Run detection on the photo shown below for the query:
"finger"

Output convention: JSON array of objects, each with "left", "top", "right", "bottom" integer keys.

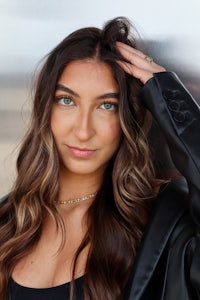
[
  {"left": 116, "top": 43, "right": 154, "bottom": 70},
  {"left": 116, "top": 41, "right": 146, "bottom": 59},
  {"left": 116, "top": 41, "right": 165, "bottom": 72},
  {"left": 117, "top": 61, "right": 153, "bottom": 84},
  {"left": 118, "top": 47, "right": 156, "bottom": 73},
  {"left": 117, "top": 46, "right": 166, "bottom": 77}
]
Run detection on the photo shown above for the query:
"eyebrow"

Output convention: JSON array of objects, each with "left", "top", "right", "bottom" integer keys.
[
  {"left": 56, "top": 84, "right": 119, "bottom": 100},
  {"left": 56, "top": 84, "right": 79, "bottom": 97}
]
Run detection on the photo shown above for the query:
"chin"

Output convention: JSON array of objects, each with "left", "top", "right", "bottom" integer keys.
[{"left": 61, "top": 161, "right": 108, "bottom": 177}]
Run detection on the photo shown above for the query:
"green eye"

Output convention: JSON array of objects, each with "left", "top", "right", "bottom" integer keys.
[
  {"left": 104, "top": 103, "right": 113, "bottom": 110},
  {"left": 59, "top": 97, "right": 74, "bottom": 106},
  {"left": 101, "top": 102, "right": 117, "bottom": 111}
]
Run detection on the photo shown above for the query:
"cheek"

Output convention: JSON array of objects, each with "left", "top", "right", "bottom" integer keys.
[
  {"left": 104, "top": 121, "right": 122, "bottom": 145},
  {"left": 50, "top": 110, "right": 63, "bottom": 139},
  {"left": 50, "top": 108, "right": 69, "bottom": 136}
]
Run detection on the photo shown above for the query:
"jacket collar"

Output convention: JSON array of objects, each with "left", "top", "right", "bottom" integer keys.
[{"left": 127, "top": 178, "right": 189, "bottom": 300}]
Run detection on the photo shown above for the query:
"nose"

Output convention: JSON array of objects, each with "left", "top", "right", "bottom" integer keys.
[{"left": 74, "top": 110, "right": 95, "bottom": 141}]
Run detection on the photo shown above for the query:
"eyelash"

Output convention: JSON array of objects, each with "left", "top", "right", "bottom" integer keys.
[
  {"left": 100, "top": 101, "right": 118, "bottom": 111},
  {"left": 56, "top": 96, "right": 74, "bottom": 106},
  {"left": 55, "top": 96, "right": 118, "bottom": 112}
]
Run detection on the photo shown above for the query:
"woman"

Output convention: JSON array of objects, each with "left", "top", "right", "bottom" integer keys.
[{"left": 0, "top": 17, "right": 199, "bottom": 299}]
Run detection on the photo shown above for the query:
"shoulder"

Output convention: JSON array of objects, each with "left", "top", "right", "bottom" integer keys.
[
  {"left": 141, "top": 177, "right": 195, "bottom": 256},
  {"left": 149, "top": 177, "right": 195, "bottom": 246},
  {"left": 154, "top": 177, "right": 189, "bottom": 216},
  {"left": 127, "top": 178, "right": 196, "bottom": 299},
  {"left": 152, "top": 177, "right": 191, "bottom": 229},
  {"left": 139, "top": 177, "right": 193, "bottom": 258}
]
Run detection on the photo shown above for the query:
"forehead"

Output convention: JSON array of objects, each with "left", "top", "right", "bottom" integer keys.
[{"left": 58, "top": 59, "right": 119, "bottom": 92}]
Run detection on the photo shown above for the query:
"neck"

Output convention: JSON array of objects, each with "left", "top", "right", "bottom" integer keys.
[{"left": 58, "top": 169, "right": 104, "bottom": 204}]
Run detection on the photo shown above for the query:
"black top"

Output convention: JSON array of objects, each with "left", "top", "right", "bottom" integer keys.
[{"left": 9, "top": 276, "right": 84, "bottom": 300}]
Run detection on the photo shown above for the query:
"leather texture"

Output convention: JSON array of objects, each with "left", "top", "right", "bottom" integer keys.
[
  {"left": 0, "top": 72, "right": 199, "bottom": 299},
  {"left": 127, "top": 72, "right": 200, "bottom": 299}
]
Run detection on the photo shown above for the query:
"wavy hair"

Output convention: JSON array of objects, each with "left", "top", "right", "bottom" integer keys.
[{"left": 0, "top": 17, "right": 162, "bottom": 299}]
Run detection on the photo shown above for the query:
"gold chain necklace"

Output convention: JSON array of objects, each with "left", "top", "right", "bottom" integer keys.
[{"left": 55, "top": 191, "right": 98, "bottom": 205}]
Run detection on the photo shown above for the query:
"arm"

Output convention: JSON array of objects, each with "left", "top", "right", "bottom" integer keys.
[
  {"left": 142, "top": 72, "right": 200, "bottom": 298},
  {"left": 142, "top": 72, "right": 200, "bottom": 189},
  {"left": 142, "top": 70, "right": 200, "bottom": 224},
  {"left": 116, "top": 42, "right": 200, "bottom": 295},
  {"left": 116, "top": 42, "right": 200, "bottom": 223}
]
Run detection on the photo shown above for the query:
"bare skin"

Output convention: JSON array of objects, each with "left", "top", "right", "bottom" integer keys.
[
  {"left": 12, "top": 210, "right": 90, "bottom": 287},
  {"left": 116, "top": 41, "right": 166, "bottom": 83},
  {"left": 12, "top": 60, "right": 121, "bottom": 288},
  {"left": 12, "top": 45, "right": 166, "bottom": 289}
]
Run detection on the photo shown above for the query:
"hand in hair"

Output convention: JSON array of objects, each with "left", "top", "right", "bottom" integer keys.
[{"left": 116, "top": 41, "right": 166, "bottom": 84}]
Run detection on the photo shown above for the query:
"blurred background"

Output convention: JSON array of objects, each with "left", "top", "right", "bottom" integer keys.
[{"left": 0, "top": 0, "right": 200, "bottom": 196}]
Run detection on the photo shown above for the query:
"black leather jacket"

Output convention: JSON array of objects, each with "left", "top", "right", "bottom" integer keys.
[
  {"left": 127, "top": 72, "right": 200, "bottom": 299},
  {"left": 1, "top": 72, "right": 199, "bottom": 300}
]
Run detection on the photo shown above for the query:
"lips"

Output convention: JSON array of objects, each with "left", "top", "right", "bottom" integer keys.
[{"left": 67, "top": 146, "right": 96, "bottom": 158}]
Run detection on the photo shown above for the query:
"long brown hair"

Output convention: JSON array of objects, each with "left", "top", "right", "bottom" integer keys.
[{"left": 0, "top": 17, "right": 161, "bottom": 299}]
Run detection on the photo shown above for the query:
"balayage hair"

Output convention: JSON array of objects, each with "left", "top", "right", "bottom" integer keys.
[{"left": 0, "top": 17, "right": 161, "bottom": 299}]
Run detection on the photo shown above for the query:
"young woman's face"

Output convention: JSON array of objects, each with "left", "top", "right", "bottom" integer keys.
[{"left": 51, "top": 59, "right": 122, "bottom": 178}]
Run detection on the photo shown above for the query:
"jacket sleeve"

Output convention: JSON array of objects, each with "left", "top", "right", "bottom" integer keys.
[{"left": 141, "top": 71, "right": 200, "bottom": 295}]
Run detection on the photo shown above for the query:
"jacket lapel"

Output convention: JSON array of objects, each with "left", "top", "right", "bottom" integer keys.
[{"left": 127, "top": 178, "right": 189, "bottom": 300}]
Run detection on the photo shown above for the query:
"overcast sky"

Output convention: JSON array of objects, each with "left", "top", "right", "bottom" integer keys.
[{"left": 0, "top": 0, "right": 200, "bottom": 74}]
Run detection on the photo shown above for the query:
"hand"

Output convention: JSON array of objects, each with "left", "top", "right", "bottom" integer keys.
[{"left": 116, "top": 41, "right": 166, "bottom": 84}]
